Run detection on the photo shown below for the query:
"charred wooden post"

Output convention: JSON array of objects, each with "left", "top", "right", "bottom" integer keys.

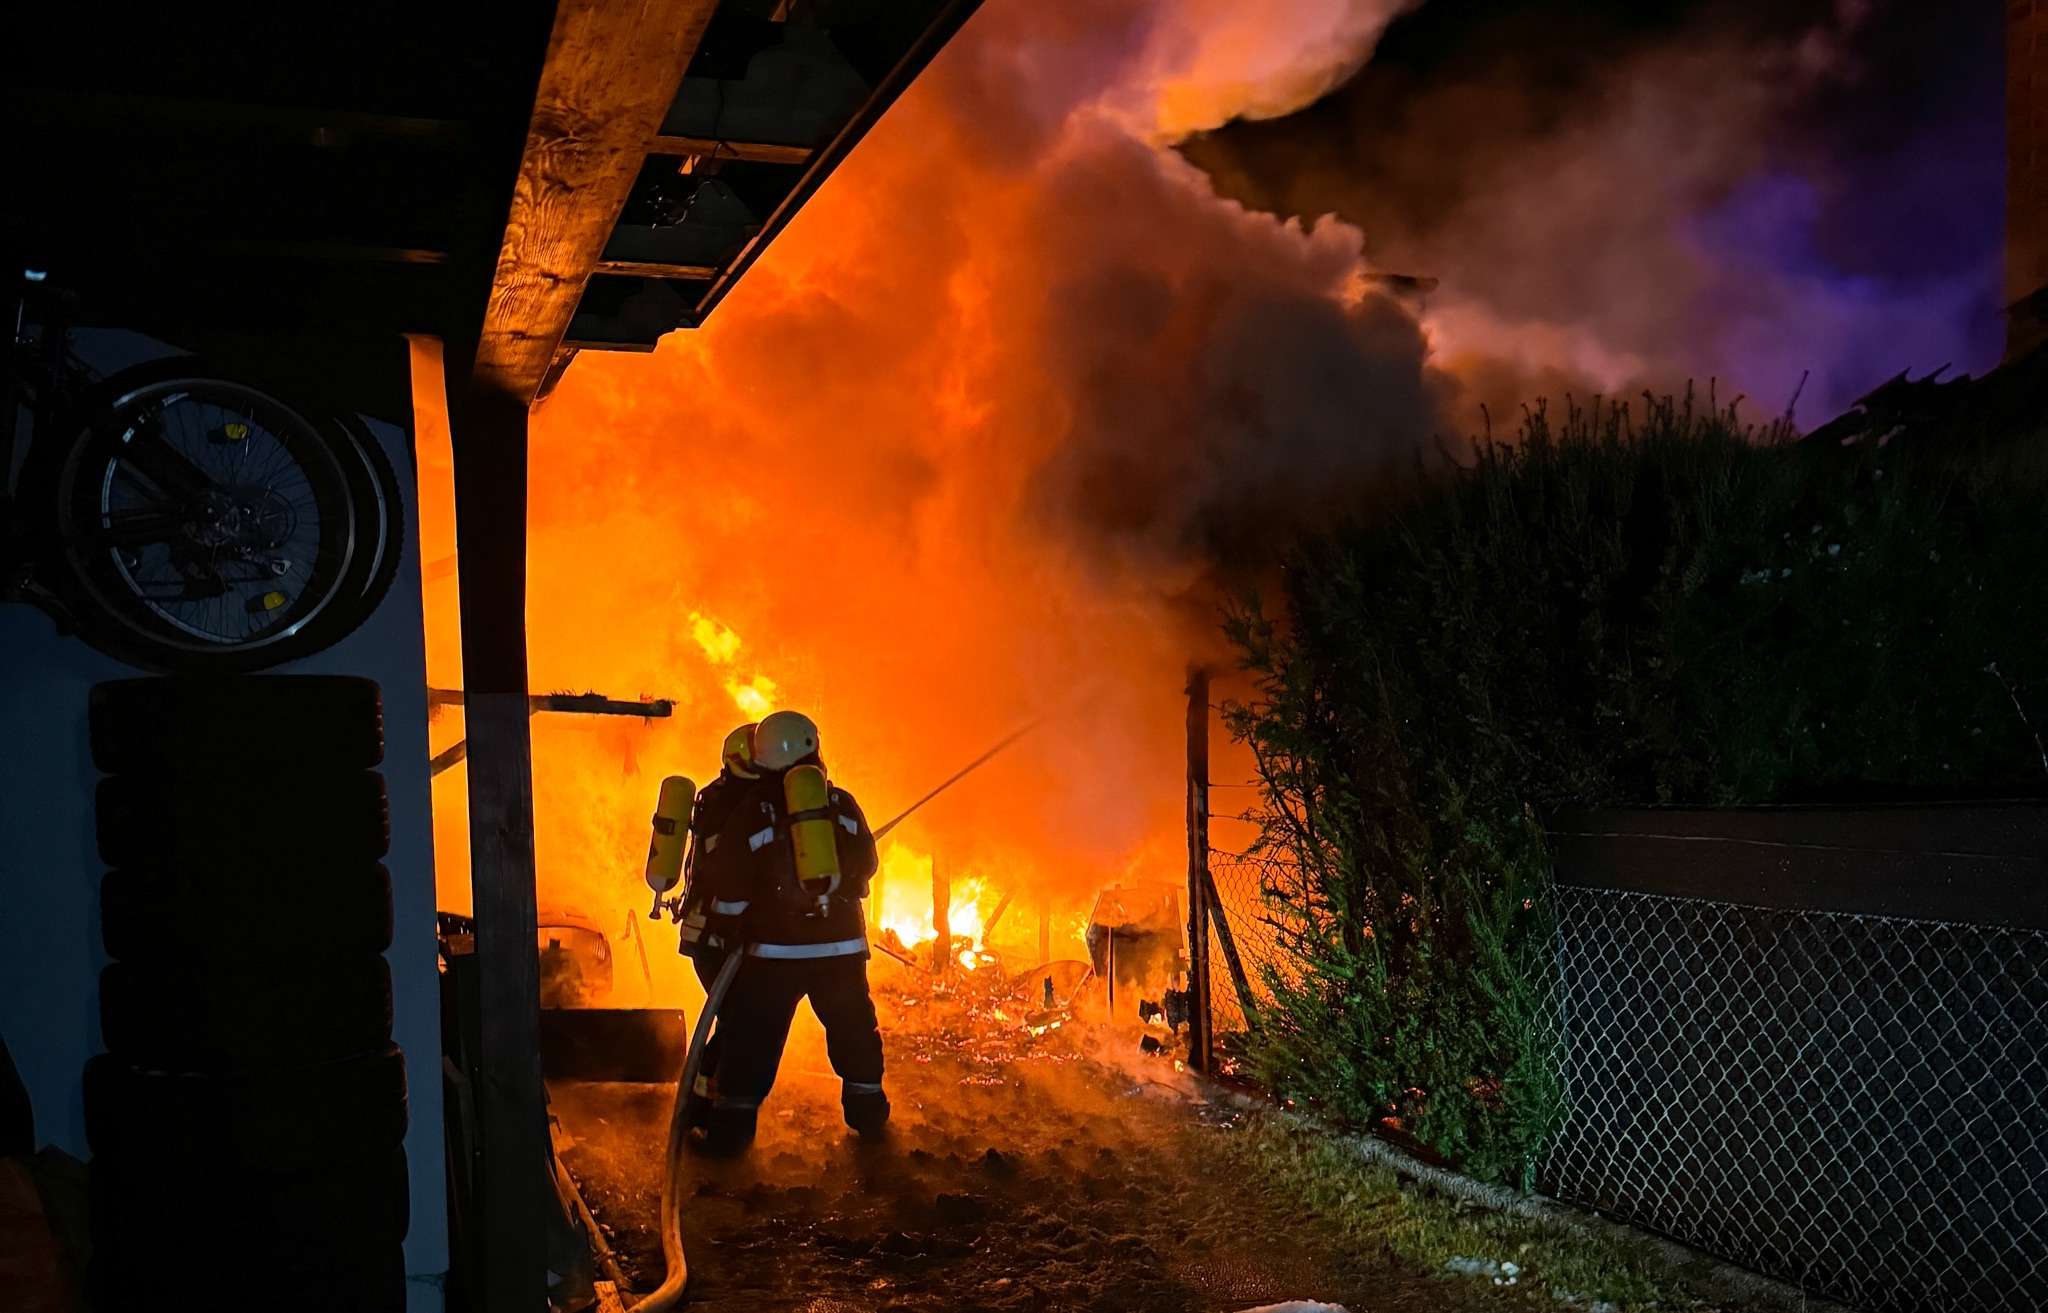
[
  {"left": 931, "top": 849, "right": 950, "bottom": 974},
  {"left": 1185, "top": 667, "right": 1214, "bottom": 1073}
]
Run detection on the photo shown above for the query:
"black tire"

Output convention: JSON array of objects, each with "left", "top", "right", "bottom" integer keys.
[
  {"left": 96, "top": 769, "right": 389, "bottom": 871},
  {"left": 92, "top": 1144, "right": 410, "bottom": 1246},
  {"left": 101, "top": 864, "right": 394, "bottom": 962},
  {"left": 84, "top": 1047, "right": 407, "bottom": 1172},
  {"left": 329, "top": 411, "right": 406, "bottom": 645},
  {"left": 101, "top": 955, "right": 392, "bottom": 1071},
  {"left": 95, "top": 1237, "right": 404, "bottom": 1312},
  {"left": 22, "top": 357, "right": 407, "bottom": 674},
  {"left": 90, "top": 675, "right": 384, "bottom": 772}
]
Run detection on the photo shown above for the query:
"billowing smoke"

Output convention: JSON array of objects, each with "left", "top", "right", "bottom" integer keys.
[
  {"left": 1182, "top": 0, "right": 2007, "bottom": 422},
  {"left": 420, "top": 0, "right": 1999, "bottom": 1006}
]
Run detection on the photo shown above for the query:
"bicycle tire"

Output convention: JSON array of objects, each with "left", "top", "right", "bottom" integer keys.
[
  {"left": 328, "top": 411, "right": 406, "bottom": 644},
  {"left": 24, "top": 358, "right": 402, "bottom": 672}
]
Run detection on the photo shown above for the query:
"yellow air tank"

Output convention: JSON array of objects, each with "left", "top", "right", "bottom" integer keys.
[
  {"left": 783, "top": 764, "right": 841, "bottom": 901},
  {"left": 645, "top": 775, "right": 696, "bottom": 893}
]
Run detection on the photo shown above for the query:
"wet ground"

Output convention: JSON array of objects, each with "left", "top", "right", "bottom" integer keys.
[{"left": 551, "top": 972, "right": 1518, "bottom": 1313}]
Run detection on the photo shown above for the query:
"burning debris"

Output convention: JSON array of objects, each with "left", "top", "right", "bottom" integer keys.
[{"left": 871, "top": 943, "right": 1085, "bottom": 1074}]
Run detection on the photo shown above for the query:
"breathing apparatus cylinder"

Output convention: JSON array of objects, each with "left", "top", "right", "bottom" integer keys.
[
  {"left": 783, "top": 764, "right": 841, "bottom": 915},
  {"left": 645, "top": 775, "right": 697, "bottom": 894}
]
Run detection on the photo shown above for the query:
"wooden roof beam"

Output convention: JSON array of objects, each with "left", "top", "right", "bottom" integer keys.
[
  {"left": 469, "top": 0, "right": 720, "bottom": 403},
  {"left": 647, "top": 133, "right": 813, "bottom": 166}
]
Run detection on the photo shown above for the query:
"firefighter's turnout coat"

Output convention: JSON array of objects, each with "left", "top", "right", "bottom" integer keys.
[
  {"left": 679, "top": 763, "right": 887, "bottom": 1136},
  {"left": 684, "top": 768, "right": 879, "bottom": 961}
]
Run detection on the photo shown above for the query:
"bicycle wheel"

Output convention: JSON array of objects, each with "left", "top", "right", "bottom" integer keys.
[{"left": 36, "top": 359, "right": 391, "bottom": 671}]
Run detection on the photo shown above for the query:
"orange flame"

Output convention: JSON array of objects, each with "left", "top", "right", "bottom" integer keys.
[{"left": 412, "top": 1, "right": 1370, "bottom": 1003}]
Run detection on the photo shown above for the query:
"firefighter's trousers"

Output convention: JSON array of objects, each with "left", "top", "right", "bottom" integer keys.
[{"left": 705, "top": 953, "right": 887, "bottom": 1144}]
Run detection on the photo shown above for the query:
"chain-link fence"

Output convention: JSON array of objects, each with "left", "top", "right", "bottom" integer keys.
[
  {"left": 1195, "top": 807, "right": 2048, "bottom": 1313},
  {"left": 1203, "top": 852, "right": 1295, "bottom": 1036},
  {"left": 1542, "top": 884, "right": 2048, "bottom": 1313}
]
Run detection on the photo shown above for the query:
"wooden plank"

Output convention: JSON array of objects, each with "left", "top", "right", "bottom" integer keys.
[
  {"left": 431, "top": 740, "right": 469, "bottom": 778},
  {"left": 471, "top": 0, "right": 720, "bottom": 401},
  {"left": 428, "top": 688, "right": 676, "bottom": 717},
  {"left": 648, "top": 132, "right": 814, "bottom": 165},
  {"left": 447, "top": 381, "right": 548, "bottom": 1313},
  {"left": 593, "top": 257, "right": 721, "bottom": 280}
]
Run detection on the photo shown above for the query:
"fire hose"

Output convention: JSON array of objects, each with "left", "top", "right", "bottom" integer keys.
[
  {"left": 629, "top": 946, "right": 743, "bottom": 1313},
  {"left": 630, "top": 714, "right": 1044, "bottom": 1307}
]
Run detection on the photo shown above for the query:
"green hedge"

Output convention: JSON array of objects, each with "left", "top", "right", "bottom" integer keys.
[{"left": 1223, "top": 389, "right": 2048, "bottom": 1187}]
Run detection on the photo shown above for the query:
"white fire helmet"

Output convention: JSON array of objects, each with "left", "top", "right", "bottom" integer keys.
[{"left": 752, "top": 710, "right": 821, "bottom": 772}]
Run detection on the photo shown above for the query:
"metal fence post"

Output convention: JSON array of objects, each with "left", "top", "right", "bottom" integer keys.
[{"left": 1185, "top": 667, "right": 1213, "bottom": 1073}]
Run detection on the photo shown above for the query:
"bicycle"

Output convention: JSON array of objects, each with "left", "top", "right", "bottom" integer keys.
[{"left": 3, "top": 269, "right": 403, "bottom": 672}]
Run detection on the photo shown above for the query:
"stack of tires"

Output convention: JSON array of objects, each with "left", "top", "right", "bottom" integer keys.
[{"left": 83, "top": 677, "right": 408, "bottom": 1312}]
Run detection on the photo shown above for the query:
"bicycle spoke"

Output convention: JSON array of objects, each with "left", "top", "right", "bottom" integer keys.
[
  {"left": 117, "top": 417, "right": 219, "bottom": 502},
  {"left": 91, "top": 508, "right": 186, "bottom": 548}
]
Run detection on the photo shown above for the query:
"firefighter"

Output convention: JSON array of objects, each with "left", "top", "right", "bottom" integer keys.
[
  {"left": 690, "top": 709, "right": 886, "bottom": 1153},
  {"left": 676, "top": 723, "right": 759, "bottom": 1129}
]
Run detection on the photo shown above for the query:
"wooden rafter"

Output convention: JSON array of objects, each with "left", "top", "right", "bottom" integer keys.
[
  {"left": 648, "top": 133, "right": 814, "bottom": 165},
  {"left": 469, "top": 0, "right": 721, "bottom": 402},
  {"left": 592, "top": 257, "right": 721, "bottom": 280}
]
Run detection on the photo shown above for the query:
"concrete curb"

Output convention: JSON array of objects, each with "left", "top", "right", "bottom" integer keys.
[{"left": 1190, "top": 1079, "right": 1855, "bottom": 1313}]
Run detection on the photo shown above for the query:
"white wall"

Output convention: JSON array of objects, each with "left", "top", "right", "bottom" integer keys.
[{"left": 0, "top": 332, "right": 448, "bottom": 1310}]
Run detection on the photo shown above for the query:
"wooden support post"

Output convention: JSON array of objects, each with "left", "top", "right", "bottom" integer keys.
[
  {"left": 448, "top": 381, "right": 547, "bottom": 1313},
  {"left": 1106, "top": 926, "right": 1117, "bottom": 1018},
  {"left": 931, "top": 850, "right": 950, "bottom": 974},
  {"left": 1185, "top": 667, "right": 1213, "bottom": 1074}
]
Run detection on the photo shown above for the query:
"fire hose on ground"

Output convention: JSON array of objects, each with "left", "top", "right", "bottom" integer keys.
[
  {"left": 629, "top": 714, "right": 1044, "bottom": 1309},
  {"left": 628, "top": 947, "right": 742, "bottom": 1313}
]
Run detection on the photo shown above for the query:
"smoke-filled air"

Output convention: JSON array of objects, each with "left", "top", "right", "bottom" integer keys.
[{"left": 417, "top": 0, "right": 2000, "bottom": 1009}]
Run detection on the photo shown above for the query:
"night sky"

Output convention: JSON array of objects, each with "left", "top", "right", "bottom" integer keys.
[{"left": 1181, "top": 0, "right": 2008, "bottom": 421}]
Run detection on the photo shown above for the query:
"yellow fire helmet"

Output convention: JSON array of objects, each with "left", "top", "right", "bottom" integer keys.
[
  {"left": 752, "top": 710, "right": 820, "bottom": 772},
  {"left": 721, "top": 722, "right": 760, "bottom": 779}
]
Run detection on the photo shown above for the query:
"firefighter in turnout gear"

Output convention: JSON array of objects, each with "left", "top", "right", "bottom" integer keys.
[
  {"left": 675, "top": 723, "right": 759, "bottom": 1129},
  {"left": 689, "top": 710, "right": 886, "bottom": 1152}
]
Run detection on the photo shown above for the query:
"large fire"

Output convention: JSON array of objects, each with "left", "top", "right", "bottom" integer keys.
[{"left": 412, "top": 0, "right": 1443, "bottom": 1010}]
